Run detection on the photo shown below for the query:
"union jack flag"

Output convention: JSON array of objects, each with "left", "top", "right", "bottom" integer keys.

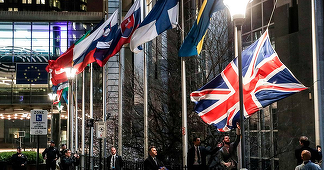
[{"left": 190, "top": 30, "right": 307, "bottom": 132}]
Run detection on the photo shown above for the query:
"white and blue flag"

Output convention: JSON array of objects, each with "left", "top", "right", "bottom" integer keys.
[{"left": 130, "top": 0, "right": 179, "bottom": 52}]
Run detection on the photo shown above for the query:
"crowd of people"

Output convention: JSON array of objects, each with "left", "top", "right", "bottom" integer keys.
[{"left": 9, "top": 132, "right": 323, "bottom": 170}]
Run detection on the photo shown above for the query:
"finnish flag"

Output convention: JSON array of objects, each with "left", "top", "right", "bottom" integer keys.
[{"left": 130, "top": 0, "right": 179, "bottom": 52}]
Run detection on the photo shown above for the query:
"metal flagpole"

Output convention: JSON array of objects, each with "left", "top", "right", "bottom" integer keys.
[
  {"left": 81, "top": 71, "right": 85, "bottom": 170},
  {"left": 75, "top": 75, "right": 78, "bottom": 153},
  {"left": 311, "top": 1, "right": 324, "bottom": 167},
  {"left": 118, "top": 0, "right": 123, "bottom": 156},
  {"left": 180, "top": 0, "right": 188, "bottom": 168},
  {"left": 90, "top": 63, "right": 94, "bottom": 169},
  {"left": 142, "top": 0, "right": 149, "bottom": 159}
]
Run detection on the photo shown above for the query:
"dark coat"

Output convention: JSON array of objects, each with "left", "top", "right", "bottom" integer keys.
[
  {"left": 60, "top": 156, "right": 80, "bottom": 170},
  {"left": 187, "top": 146, "right": 210, "bottom": 170},
  {"left": 42, "top": 146, "right": 59, "bottom": 162},
  {"left": 107, "top": 154, "right": 123, "bottom": 170},
  {"left": 295, "top": 146, "right": 322, "bottom": 165},
  {"left": 11, "top": 152, "right": 27, "bottom": 170},
  {"left": 217, "top": 135, "right": 240, "bottom": 170},
  {"left": 144, "top": 156, "right": 164, "bottom": 170}
]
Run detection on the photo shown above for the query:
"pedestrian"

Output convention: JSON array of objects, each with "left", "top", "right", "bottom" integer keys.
[
  {"left": 295, "top": 136, "right": 322, "bottom": 165},
  {"left": 11, "top": 146, "right": 27, "bottom": 170},
  {"left": 107, "top": 146, "right": 123, "bottom": 170},
  {"left": 295, "top": 150, "right": 321, "bottom": 170},
  {"left": 217, "top": 123, "right": 241, "bottom": 170},
  {"left": 60, "top": 149, "right": 80, "bottom": 170},
  {"left": 187, "top": 137, "right": 216, "bottom": 170},
  {"left": 144, "top": 146, "right": 167, "bottom": 170},
  {"left": 42, "top": 140, "right": 60, "bottom": 170}
]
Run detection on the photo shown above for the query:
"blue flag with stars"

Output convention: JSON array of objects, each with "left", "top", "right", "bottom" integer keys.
[{"left": 16, "top": 64, "right": 48, "bottom": 84}]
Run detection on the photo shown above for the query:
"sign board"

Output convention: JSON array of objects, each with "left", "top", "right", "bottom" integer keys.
[
  {"left": 30, "top": 110, "right": 48, "bottom": 135},
  {"left": 95, "top": 121, "right": 106, "bottom": 138}
]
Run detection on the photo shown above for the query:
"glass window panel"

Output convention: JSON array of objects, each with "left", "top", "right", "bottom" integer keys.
[
  {"left": 243, "top": 8, "right": 251, "bottom": 33},
  {"left": 249, "top": 132, "right": 259, "bottom": 157},
  {"left": 32, "top": 22, "right": 49, "bottom": 30},
  {"left": 252, "top": 0, "right": 261, "bottom": 5},
  {"left": 261, "top": 108, "right": 270, "bottom": 130},
  {"left": 14, "top": 30, "right": 31, "bottom": 38},
  {"left": 274, "top": 132, "right": 278, "bottom": 158},
  {"left": 32, "top": 30, "right": 49, "bottom": 39},
  {"left": 252, "top": 4, "right": 262, "bottom": 30},
  {"left": 261, "top": 132, "right": 271, "bottom": 157},
  {"left": 14, "top": 38, "right": 31, "bottom": 48},
  {"left": 22, "top": 0, "right": 26, "bottom": 3},
  {"left": 262, "top": 159, "right": 271, "bottom": 169},
  {"left": 249, "top": 112, "right": 258, "bottom": 130},
  {"left": 263, "top": 0, "right": 274, "bottom": 25},
  {"left": 0, "top": 0, "right": 4, "bottom": 3},
  {"left": 250, "top": 158, "right": 259, "bottom": 170},
  {"left": 0, "top": 22, "right": 13, "bottom": 29},
  {"left": 0, "top": 38, "right": 13, "bottom": 46}
]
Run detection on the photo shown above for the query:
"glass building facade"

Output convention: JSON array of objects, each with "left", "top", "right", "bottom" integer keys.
[{"left": 0, "top": 21, "right": 91, "bottom": 148}]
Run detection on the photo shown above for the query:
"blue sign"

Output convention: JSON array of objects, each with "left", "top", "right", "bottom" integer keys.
[{"left": 36, "top": 115, "right": 42, "bottom": 121}]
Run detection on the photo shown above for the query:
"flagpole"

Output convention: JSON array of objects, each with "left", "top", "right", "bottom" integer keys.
[
  {"left": 142, "top": 0, "right": 149, "bottom": 159},
  {"left": 118, "top": 0, "right": 123, "bottom": 156},
  {"left": 311, "top": 1, "right": 324, "bottom": 167},
  {"left": 81, "top": 71, "right": 85, "bottom": 170},
  {"left": 75, "top": 74, "right": 78, "bottom": 153},
  {"left": 235, "top": 18, "right": 246, "bottom": 168},
  {"left": 181, "top": 0, "right": 188, "bottom": 168},
  {"left": 90, "top": 63, "right": 94, "bottom": 169}
]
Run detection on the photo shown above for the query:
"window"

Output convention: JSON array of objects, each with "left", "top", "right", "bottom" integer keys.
[
  {"left": 27, "top": 0, "right": 32, "bottom": 4},
  {"left": 22, "top": 0, "right": 26, "bottom": 3},
  {"left": 36, "top": 0, "right": 45, "bottom": 4},
  {"left": 0, "top": 0, "right": 4, "bottom": 3}
]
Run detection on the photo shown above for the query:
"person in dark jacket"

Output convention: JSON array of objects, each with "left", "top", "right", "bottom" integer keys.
[
  {"left": 11, "top": 146, "right": 27, "bottom": 170},
  {"left": 42, "top": 140, "right": 60, "bottom": 170},
  {"left": 144, "top": 146, "right": 167, "bottom": 170},
  {"left": 107, "top": 146, "right": 123, "bottom": 170},
  {"left": 295, "top": 136, "right": 322, "bottom": 165},
  {"left": 60, "top": 149, "right": 80, "bottom": 170},
  {"left": 59, "top": 144, "right": 67, "bottom": 158}
]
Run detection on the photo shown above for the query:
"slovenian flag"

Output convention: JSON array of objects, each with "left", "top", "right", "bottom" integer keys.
[{"left": 94, "top": 0, "right": 142, "bottom": 66}]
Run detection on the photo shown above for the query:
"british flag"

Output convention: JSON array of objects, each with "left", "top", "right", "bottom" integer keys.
[{"left": 190, "top": 30, "right": 307, "bottom": 132}]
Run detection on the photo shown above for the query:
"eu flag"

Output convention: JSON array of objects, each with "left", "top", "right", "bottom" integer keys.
[{"left": 16, "top": 64, "right": 48, "bottom": 84}]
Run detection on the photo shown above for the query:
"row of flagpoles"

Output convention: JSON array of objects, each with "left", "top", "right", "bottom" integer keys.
[{"left": 46, "top": 0, "right": 324, "bottom": 169}]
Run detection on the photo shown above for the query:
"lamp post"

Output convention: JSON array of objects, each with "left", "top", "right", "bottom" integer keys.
[
  {"left": 57, "top": 105, "right": 64, "bottom": 145},
  {"left": 48, "top": 93, "right": 59, "bottom": 145},
  {"left": 223, "top": 0, "right": 251, "bottom": 168},
  {"left": 64, "top": 67, "right": 76, "bottom": 151}
]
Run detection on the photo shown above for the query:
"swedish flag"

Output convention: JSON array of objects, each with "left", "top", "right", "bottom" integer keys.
[
  {"left": 16, "top": 64, "right": 48, "bottom": 84},
  {"left": 178, "top": 0, "right": 224, "bottom": 57}
]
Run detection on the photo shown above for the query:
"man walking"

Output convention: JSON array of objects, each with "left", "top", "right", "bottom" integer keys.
[
  {"left": 42, "top": 140, "right": 60, "bottom": 170},
  {"left": 107, "top": 147, "right": 123, "bottom": 170}
]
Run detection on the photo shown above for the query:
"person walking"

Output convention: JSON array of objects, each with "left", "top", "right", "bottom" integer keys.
[
  {"left": 11, "top": 146, "right": 27, "bottom": 170},
  {"left": 295, "top": 150, "right": 321, "bottom": 170},
  {"left": 107, "top": 146, "right": 123, "bottom": 170},
  {"left": 60, "top": 149, "right": 80, "bottom": 170},
  {"left": 42, "top": 140, "right": 60, "bottom": 170},
  {"left": 144, "top": 146, "right": 167, "bottom": 170}
]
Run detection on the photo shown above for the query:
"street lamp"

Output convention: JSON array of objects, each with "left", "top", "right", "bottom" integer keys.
[
  {"left": 48, "top": 93, "right": 59, "bottom": 146},
  {"left": 64, "top": 67, "right": 76, "bottom": 151},
  {"left": 223, "top": 0, "right": 251, "bottom": 168}
]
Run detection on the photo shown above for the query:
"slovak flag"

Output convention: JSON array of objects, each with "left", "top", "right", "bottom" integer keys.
[
  {"left": 190, "top": 30, "right": 307, "bottom": 132},
  {"left": 129, "top": 0, "right": 179, "bottom": 52},
  {"left": 94, "top": 0, "right": 141, "bottom": 66},
  {"left": 73, "top": 10, "right": 119, "bottom": 74}
]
